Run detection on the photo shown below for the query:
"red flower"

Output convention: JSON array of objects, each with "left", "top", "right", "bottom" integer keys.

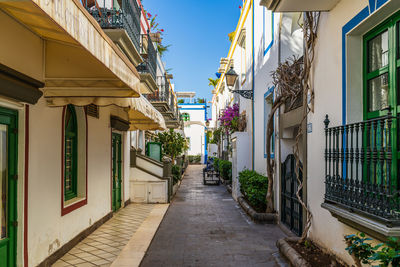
[
  {"left": 161, "top": 29, "right": 164, "bottom": 32},
  {"left": 147, "top": 13, "right": 152, "bottom": 18}
]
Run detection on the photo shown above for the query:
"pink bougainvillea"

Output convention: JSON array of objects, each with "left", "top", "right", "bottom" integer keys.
[{"left": 218, "top": 104, "right": 239, "bottom": 133}]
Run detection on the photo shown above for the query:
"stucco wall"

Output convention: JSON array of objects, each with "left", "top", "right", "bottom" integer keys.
[
  {"left": 179, "top": 105, "right": 206, "bottom": 159},
  {"left": 27, "top": 99, "right": 126, "bottom": 266},
  {"left": 306, "top": 0, "right": 398, "bottom": 264}
]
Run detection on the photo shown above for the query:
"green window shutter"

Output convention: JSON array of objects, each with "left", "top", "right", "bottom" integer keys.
[{"left": 64, "top": 105, "right": 78, "bottom": 201}]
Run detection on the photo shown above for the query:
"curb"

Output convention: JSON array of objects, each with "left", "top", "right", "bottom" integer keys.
[
  {"left": 237, "top": 197, "right": 277, "bottom": 224},
  {"left": 226, "top": 184, "right": 232, "bottom": 193},
  {"left": 276, "top": 237, "right": 311, "bottom": 267}
]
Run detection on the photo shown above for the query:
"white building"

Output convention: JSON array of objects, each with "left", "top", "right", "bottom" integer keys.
[
  {"left": 0, "top": 0, "right": 174, "bottom": 266},
  {"left": 262, "top": 0, "right": 400, "bottom": 264},
  {"left": 213, "top": 0, "right": 400, "bottom": 265},
  {"left": 211, "top": 0, "right": 304, "bottom": 223},
  {"left": 177, "top": 92, "right": 208, "bottom": 163}
]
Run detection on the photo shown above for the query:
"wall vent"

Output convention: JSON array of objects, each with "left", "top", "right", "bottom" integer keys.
[{"left": 85, "top": 104, "right": 99, "bottom": 118}]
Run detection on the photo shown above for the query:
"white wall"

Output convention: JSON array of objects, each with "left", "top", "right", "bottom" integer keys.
[
  {"left": 27, "top": 99, "right": 130, "bottom": 266},
  {"left": 307, "top": 0, "right": 399, "bottom": 264},
  {"left": 179, "top": 104, "right": 206, "bottom": 161}
]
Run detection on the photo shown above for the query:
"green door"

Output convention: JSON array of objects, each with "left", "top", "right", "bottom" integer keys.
[
  {"left": 0, "top": 107, "right": 18, "bottom": 267},
  {"left": 112, "top": 133, "right": 122, "bottom": 212},
  {"left": 363, "top": 12, "right": 400, "bottom": 190}
]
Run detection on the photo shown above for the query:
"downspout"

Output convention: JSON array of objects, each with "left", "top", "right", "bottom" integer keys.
[
  {"left": 204, "top": 105, "right": 208, "bottom": 164},
  {"left": 251, "top": 0, "right": 255, "bottom": 170}
]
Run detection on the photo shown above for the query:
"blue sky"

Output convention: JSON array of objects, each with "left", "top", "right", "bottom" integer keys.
[{"left": 141, "top": 0, "right": 241, "bottom": 110}]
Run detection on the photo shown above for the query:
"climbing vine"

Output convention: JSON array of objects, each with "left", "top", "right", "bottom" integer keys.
[{"left": 265, "top": 12, "right": 320, "bottom": 243}]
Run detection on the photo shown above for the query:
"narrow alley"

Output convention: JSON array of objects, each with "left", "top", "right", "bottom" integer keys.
[{"left": 141, "top": 165, "right": 287, "bottom": 267}]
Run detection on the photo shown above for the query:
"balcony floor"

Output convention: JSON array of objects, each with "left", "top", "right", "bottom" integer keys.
[{"left": 53, "top": 204, "right": 168, "bottom": 266}]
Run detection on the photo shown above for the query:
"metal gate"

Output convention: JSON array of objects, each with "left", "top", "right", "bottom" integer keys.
[{"left": 281, "top": 154, "right": 303, "bottom": 236}]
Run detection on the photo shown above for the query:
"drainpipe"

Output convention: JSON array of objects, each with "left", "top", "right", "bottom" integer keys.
[{"left": 251, "top": 0, "right": 255, "bottom": 171}]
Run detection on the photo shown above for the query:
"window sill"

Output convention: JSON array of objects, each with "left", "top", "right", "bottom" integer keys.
[
  {"left": 62, "top": 196, "right": 87, "bottom": 216},
  {"left": 321, "top": 202, "right": 400, "bottom": 240}
]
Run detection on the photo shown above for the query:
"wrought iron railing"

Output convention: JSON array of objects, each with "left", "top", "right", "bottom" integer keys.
[
  {"left": 140, "top": 33, "right": 157, "bottom": 81},
  {"left": 146, "top": 90, "right": 168, "bottom": 102},
  {"left": 323, "top": 113, "right": 400, "bottom": 226},
  {"left": 85, "top": 0, "right": 141, "bottom": 51}
]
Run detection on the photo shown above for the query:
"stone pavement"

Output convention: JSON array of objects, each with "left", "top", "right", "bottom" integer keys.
[
  {"left": 140, "top": 165, "right": 287, "bottom": 267},
  {"left": 53, "top": 204, "right": 168, "bottom": 267}
]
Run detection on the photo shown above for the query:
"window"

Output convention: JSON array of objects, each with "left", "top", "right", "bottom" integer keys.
[
  {"left": 264, "top": 88, "right": 274, "bottom": 158},
  {"left": 263, "top": 9, "right": 274, "bottom": 55},
  {"left": 363, "top": 12, "right": 400, "bottom": 189},
  {"left": 64, "top": 105, "right": 78, "bottom": 201},
  {"left": 238, "top": 28, "right": 246, "bottom": 83},
  {"left": 62, "top": 105, "right": 87, "bottom": 215},
  {"left": 363, "top": 13, "right": 400, "bottom": 119},
  {"left": 181, "top": 113, "right": 190, "bottom": 122}
]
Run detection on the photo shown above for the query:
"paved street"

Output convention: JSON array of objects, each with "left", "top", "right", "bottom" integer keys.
[{"left": 140, "top": 165, "right": 287, "bottom": 267}]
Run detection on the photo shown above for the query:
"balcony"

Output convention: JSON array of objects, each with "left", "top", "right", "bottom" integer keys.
[
  {"left": 85, "top": 0, "right": 142, "bottom": 66},
  {"left": 137, "top": 33, "right": 158, "bottom": 94},
  {"left": 322, "top": 113, "right": 400, "bottom": 237},
  {"left": 146, "top": 76, "right": 180, "bottom": 128}
]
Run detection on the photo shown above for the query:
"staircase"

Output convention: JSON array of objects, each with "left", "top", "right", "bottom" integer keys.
[{"left": 130, "top": 148, "right": 172, "bottom": 203}]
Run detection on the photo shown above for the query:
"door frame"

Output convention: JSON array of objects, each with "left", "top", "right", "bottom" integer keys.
[
  {"left": 362, "top": 11, "right": 400, "bottom": 188},
  {"left": 111, "top": 132, "right": 122, "bottom": 212},
  {"left": 0, "top": 106, "right": 18, "bottom": 267}
]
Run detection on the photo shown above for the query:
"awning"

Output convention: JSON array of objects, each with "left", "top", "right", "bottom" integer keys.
[
  {"left": 46, "top": 95, "right": 166, "bottom": 131},
  {"left": 0, "top": 0, "right": 141, "bottom": 101},
  {"left": 127, "top": 96, "right": 167, "bottom": 131},
  {"left": 0, "top": 63, "right": 43, "bottom": 104},
  {"left": 260, "top": 0, "right": 340, "bottom": 11}
]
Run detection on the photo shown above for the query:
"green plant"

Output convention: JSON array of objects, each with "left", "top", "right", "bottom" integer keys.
[
  {"left": 157, "top": 43, "right": 171, "bottom": 57},
  {"left": 178, "top": 99, "right": 184, "bottom": 104},
  {"left": 219, "top": 160, "right": 232, "bottom": 182},
  {"left": 239, "top": 170, "right": 268, "bottom": 212},
  {"left": 208, "top": 78, "right": 220, "bottom": 89},
  {"left": 210, "top": 127, "right": 222, "bottom": 144},
  {"left": 344, "top": 233, "right": 400, "bottom": 267},
  {"left": 154, "top": 129, "right": 188, "bottom": 161},
  {"left": 172, "top": 164, "right": 182, "bottom": 185},
  {"left": 213, "top": 157, "right": 220, "bottom": 171},
  {"left": 344, "top": 233, "right": 375, "bottom": 265},
  {"left": 188, "top": 155, "right": 201, "bottom": 164},
  {"left": 370, "top": 237, "right": 400, "bottom": 266}
]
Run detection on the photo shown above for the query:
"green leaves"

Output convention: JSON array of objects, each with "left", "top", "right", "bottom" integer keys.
[
  {"left": 219, "top": 160, "right": 232, "bottom": 181},
  {"left": 172, "top": 164, "right": 182, "bottom": 185},
  {"left": 208, "top": 78, "right": 220, "bottom": 89},
  {"left": 154, "top": 129, "right": 188, "bottom": 161},
  {"left": 344, "top": 233, "right": 400, "bottom": 266},
  {"left": 238, "top": 170, "right": 268, "bottom": 212}
]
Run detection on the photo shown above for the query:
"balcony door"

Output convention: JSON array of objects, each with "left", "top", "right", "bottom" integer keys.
[
  {"left": 0, "top": 107, "right": 17, "bottom": 267},
  {"left": 363, "top": 12, "right": 400, "bottom": 191},
  {"left": 112, "top": 133, "right": 122, "bottom": 212}
]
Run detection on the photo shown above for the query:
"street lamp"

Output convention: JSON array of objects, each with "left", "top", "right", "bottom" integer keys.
[
  {"left": 225, "top": 66, "right": 253, "bottom": 99},
  {"left": 225, "top": 67, "right": 238, "bottom": 87}
]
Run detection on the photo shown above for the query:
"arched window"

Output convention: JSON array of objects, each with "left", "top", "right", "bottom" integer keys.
[
  {"left": 64, "top": 104, "right": 78, "bottom": 201},
  {"left": 181, "top": 113, "right": 190, "bottom": 122}
]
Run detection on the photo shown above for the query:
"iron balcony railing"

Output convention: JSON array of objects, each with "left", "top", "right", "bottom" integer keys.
[
  {"left": 146, "top": 76, "right": 169, "bottom": 102},
  {"left": 323, "top": 113, "right": 400, "bottom": 226},
  {"left": 140, "top": 33, "right": 157, "bottom": 81},
  {"left": 85, "top": 0, "right": 141, "bottom": 51},
  {"left": 146, "top": 90, "right": 168, "bottom": 102}
]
